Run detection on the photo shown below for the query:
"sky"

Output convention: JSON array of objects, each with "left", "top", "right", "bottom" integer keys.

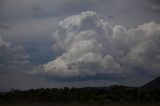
[{"left": 0, "top": 0, "right": 160, "bottom": 91}]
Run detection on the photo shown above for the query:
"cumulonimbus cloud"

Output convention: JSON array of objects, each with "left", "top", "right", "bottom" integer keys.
[{"left": 41, "top": 11, "right": 160, "bottom": 78}]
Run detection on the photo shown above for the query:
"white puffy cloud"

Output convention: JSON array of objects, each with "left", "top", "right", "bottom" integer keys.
[{"left": 42, "top": 11, "right": 160, "bottom": 78}]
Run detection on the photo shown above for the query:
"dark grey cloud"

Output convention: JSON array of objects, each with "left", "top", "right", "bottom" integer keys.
[
  {"left": 147, "top": 0, "right": 160, "bottom": 13},
  {"left": 107, "top": 16, "right": 115, "bottom": 20},
  {"left": 32, "top": 4, "right": 43, "bottom": 12},
  {"left": 0, "top": 35, "right": 36, "bottom": 91},
  {"left": 0, "top": 0, "right": 160, "bottom": 90},
  {"left": 0, "top": 0, "right": 4, "bottom": 7},
  {"left": 148, "top": 0, "right": 160, "bottom": 4},
  {"left": 25, "top": 44, "right": 53, "bottom": 65},
  {"left": 0, "top": 25, "right": 10, "bottom": 30},
  {"left": 0, "top": 35, "right": 31, "bottom": 73}
]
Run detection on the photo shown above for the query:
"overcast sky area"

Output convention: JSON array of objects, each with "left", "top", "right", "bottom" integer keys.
[{"left": 0, "top": 0, "right": 160, "bottom": 91}]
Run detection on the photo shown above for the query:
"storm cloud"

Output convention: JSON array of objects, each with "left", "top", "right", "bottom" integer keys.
[
  {"left": 0, "top": 35, "right": 30, "bottom": 73},
  {"left": 0, "top": 0, "right": 160, "bottom": 90},
  {"left": 147, "top": 0, "right": 160, "bottom": 13},
  {"left": 40, "top": 11, "right": 160, "bottom": 79}
]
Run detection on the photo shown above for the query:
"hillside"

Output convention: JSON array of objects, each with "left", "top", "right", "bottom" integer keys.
[{"left": 141, "top": 76, "right": 160, "bottom": 90}]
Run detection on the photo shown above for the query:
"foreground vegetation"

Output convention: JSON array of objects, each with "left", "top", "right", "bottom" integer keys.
[
  {"left": 1, "top": 102, "right": 160, "bottom": 106},
  {"left": 0, "top": 85, "right": 160, "bottom": 105}
]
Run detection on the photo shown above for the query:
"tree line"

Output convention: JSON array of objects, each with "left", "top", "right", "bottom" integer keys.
[{"left": 0, "top": 85, "right": 160, "bottom": 104}]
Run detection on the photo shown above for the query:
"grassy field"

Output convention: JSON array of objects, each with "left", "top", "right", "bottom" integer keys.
[{"left": 1, "top": 103, "right": 160, "bottom": 106}]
